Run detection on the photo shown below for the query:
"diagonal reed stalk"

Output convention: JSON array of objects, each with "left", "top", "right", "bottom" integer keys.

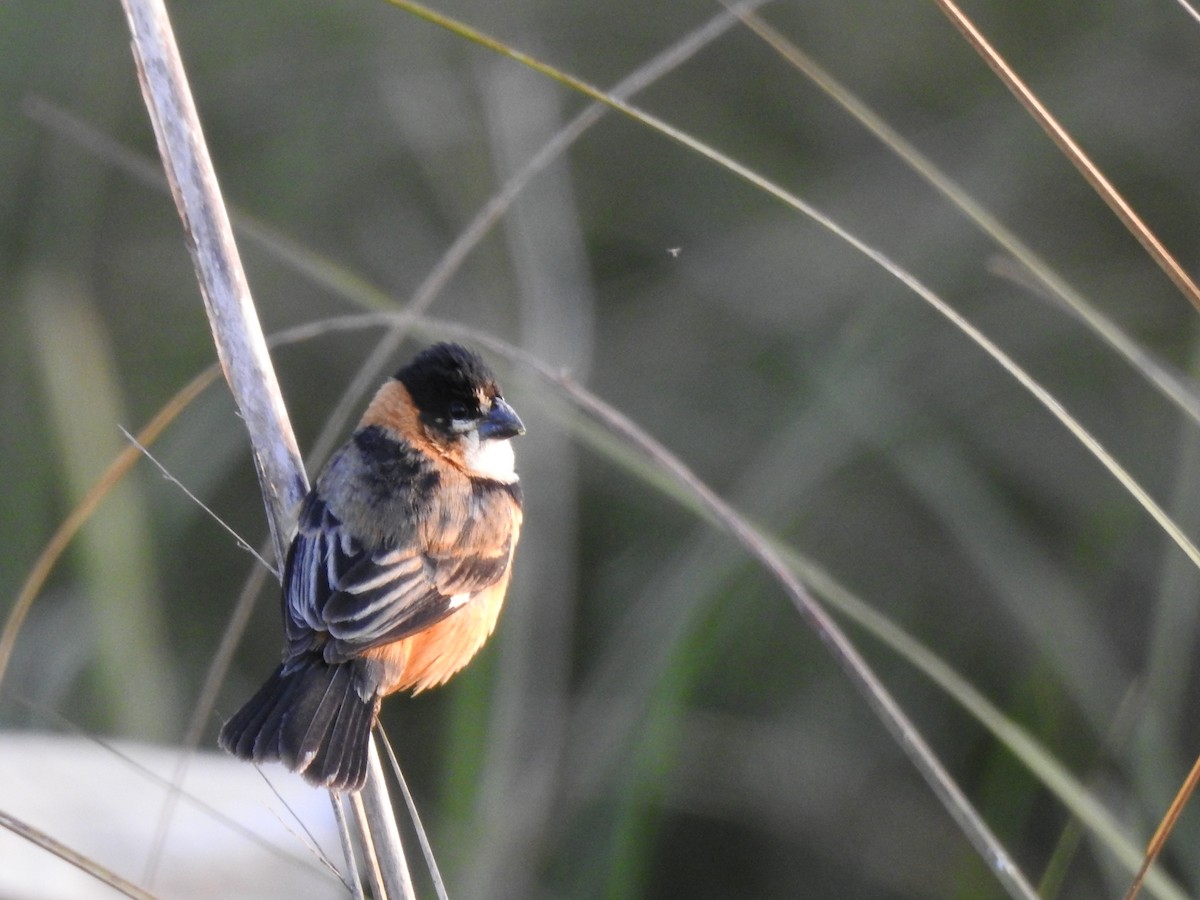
[
  {"left": 116, "top": 0, "right": 408, "bottom": 896},
  {"left": 931, "top": 0, "right": 1200, "bottom": 315},
  {"left": 383, "top": 0, "right": 1200, "bottom": 886},
  {"left": 729, "top": 4, "right": 1200, "bottom": 429},
  {"left": 0, "top": 810, "right": 155, "bottom": 900},
  {"left": 925, "top": 3, "right": 1200, "bottom": 895},
  {"left": 379, "top": 3, "right": 1200, "bottom": 893},
  {"left": 16, "top": 2, "right": 1195, "bottom": 894},
  {"left": 10, "top": 4, "right": 774, "bottom": 890}
]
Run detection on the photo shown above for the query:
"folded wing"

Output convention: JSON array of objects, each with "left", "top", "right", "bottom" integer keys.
[{"left": 284, "top": 489, "right": 515, "bottom": 660}]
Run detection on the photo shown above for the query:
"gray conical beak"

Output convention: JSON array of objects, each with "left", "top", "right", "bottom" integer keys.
[{"left": 479, "top": 397, "right": 525, "bottom": 440}]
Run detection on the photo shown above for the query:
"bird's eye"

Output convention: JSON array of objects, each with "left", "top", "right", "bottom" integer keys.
[{"left": 449, "top": 401, "right": 470, "bottom": 420}]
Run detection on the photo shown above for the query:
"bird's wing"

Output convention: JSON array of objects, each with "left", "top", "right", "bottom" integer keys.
[{"left": 283, "top": 487, "right": 516, "bottom": 657}]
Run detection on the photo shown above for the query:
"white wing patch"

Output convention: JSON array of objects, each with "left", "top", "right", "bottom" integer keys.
[{"left": 447, "top": 592, "right": 473, "bottom": 610}]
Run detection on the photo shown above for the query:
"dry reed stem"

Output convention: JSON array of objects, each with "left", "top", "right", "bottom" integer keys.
[
  {"left": 932, "top": 0, "right": 1200, "bottom": 314},
  {"left": 0, "top": 810, "right": 155, "bottom": 900},
  {"left": 117, "top": 1, "right": 410, "bottom": 895}
]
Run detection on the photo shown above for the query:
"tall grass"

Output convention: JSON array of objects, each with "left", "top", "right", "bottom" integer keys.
[{"left": 3, "top": 1, "right": 1200, "bottom": 897}]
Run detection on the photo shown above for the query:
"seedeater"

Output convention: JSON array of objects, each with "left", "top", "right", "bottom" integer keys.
[{"left": 219, "top": 342, "right": 524, "bottom": 792}]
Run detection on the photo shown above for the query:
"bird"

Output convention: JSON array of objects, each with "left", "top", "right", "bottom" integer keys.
[{"left": 219, "top": 342, "right": 524, "bottom": 792}]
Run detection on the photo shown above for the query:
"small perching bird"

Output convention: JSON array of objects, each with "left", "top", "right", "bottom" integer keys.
[{"left": 219, "top": 343, "right": 525, "bottom": 791}]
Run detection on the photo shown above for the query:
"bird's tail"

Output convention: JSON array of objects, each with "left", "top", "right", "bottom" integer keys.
[{"left": 218, "top": 654, "right": 379, "bottom": 792}]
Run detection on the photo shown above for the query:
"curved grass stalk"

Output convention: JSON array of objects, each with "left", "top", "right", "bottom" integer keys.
[
  {"left": 278, "top": 0, "right": 775, "bottom": 474},
  {"left": 10, "top": 297, "right": 1182, "bottom": 895},
  {"left": 381, "top": 0, "right": 1200, "bottom": 603},
  {"left": 25, "top": 3, "right": 1197, "bottom": 891},
  {"left": 21, "top": 127, "right": 1190, "bottom": 900},
  {"left": 5, "top": 694, "right": 341, "bottom": 881},
  {"left": 787, "top": 552, "right": 1185, "bottom": 900},
  {"left": 730, "top": 6, "right": 1200, "bottom": 427},
  {"left": 463, "top": 338, "right": 1038, "bottom": 899},
  {"left": 1174, "top": 0, "right": 1200, "bottom": 25},
  {"left": 0, "top": 809, "right": 155, "bottom": 900},
  {"left": 459, "top": 321, "right": 1187, "bottom": 898},
  {"left": 19, "top": 5, "right": 777, "bottom": 890},
  {"left": 0, "top": 366, "right": 220, "bottom": 690},
  {"left": 931, "top": 0, "right": 1200, "bottom": 315},
  {"left": 282, "top": 300, "right": 1198, "bottom": 893},
  {"left": 277, "top": 315, "right": 1026, "bottom": 897},
  {"left": 929, "top": 4, "right": 1200, "bottom": 892}
]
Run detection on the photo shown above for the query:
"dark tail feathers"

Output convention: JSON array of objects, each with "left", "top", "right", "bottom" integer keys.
[{"left": 218, "top": 655, "right": 379, "bottom": 792}]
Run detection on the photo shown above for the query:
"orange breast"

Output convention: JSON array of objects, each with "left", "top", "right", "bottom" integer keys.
[{"left": 362, "top": 572, "right": 511, "bottom": 695}]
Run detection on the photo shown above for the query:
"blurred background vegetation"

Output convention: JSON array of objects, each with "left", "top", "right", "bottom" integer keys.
[{"left": 4, "top": 1, "right": 1200, "bottom": 897}]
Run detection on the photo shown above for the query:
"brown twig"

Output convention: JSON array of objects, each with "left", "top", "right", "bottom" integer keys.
[
  {"left": 1124, "top": 754, "right": 1200, "bottom": 899},
  {"left": 0, "top": 366, "right": 219, "bottom": 690},
  {"left": 928, "top": 3, "right": 1200, "bottom": 893},
  {"left": 932, "top": 0, "right": 1200, "bottom": 314}
]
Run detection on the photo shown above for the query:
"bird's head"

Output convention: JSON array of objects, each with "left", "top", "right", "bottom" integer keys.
[{"left": 395, "top": 342, "right": 524, "bottom": 482}]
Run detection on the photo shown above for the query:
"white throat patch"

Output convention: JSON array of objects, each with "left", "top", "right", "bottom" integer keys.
[{"left": 463, "top": 433, "right": 518, "bottom": 483}]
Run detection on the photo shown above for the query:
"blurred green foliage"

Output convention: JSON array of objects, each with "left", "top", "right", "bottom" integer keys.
[{"left": 4, "top": 1, "right": 1200, "bottom": 897}]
